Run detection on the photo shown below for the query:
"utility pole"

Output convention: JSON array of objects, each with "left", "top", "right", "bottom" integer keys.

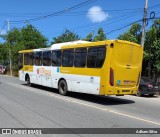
[
  {"left": 141, "top": 0, "right": 148, "bottom": 47},
  {"left": 8, "top": 19, "right": 12, "bottom": 76}
]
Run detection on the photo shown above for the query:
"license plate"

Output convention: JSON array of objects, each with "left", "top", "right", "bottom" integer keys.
[
  {"left": 154, "top": 86, "right": 158, "bottom": 88},
  {"left": 122, "top": 90, "right": 130, "bottom": 92}
]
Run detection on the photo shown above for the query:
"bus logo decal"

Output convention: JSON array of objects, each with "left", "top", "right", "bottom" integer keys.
[
  {"left": 117, "top": 80, "right": 121, "bottom": 85},
  {"left": 90, "top": 77, "right": 94, "bottom": 83},
  {"left": 57, "top": 67, "right": 60, "bottom": 73}
]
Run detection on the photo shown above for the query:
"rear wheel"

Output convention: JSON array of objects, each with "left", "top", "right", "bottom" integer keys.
[
  {"left": 136, "top": 88, "right": 142, "bottom": 97},
  {"left": 58, "top": 80, "right": 67, "bottom": 96}
]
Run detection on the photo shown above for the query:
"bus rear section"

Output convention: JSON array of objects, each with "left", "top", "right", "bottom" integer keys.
[{"left": 104, "top": 40, "right": 143, "bottom": 95}]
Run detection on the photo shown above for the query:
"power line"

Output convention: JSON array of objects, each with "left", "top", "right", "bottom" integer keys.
[
  {"left": 41, "top": 9, "right": 143, "bottom": 40},
  {"left": 8, "top": 0, "right": 97, "bottom": 23},
  {"left": 105, "top": 19, "right": 142, "bottom": 35},
  {"left": 9, "top": 1, "right": 160, "bottom": 24},
  {"left": 105, "top": 16, "right": 160, "bottom": 35},
  {"left": 0, "top": 8, "right": 144, "bottom": 19},
  {"left": 73, "top": 10, "right": 143, "bottom": 36},
  {"left": 2, "top": 1, "right": 159, "bottom": 40},
  {"left": 0, "top": 9, "right": 140, "bottom": 20},
  {"left": 148, "top": 4, "right": 160, "bottom": 9},
  {"left": 1, "top": 3, "right": 159, "bottom": 17},
  {"left": 0, "top": 7, "right": 142, "bottom": 17}
]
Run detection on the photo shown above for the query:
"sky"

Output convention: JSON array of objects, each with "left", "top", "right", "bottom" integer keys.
[{"left": 0, "top": 0, "right": 160, "bottom": 44}]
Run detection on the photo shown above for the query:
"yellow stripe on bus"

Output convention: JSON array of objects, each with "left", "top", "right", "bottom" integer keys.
[
  {"left": 22, "top": 66, "right": 33, "bottom": 72},
  {"left": 60, "top": 67, "right": 101, "bottom": 76},
  {"left": 19, "top": 49, "right": 33, "bottom": 53}
]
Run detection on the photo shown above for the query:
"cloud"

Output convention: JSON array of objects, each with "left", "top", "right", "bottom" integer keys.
[{"left": 87, "top": 6, "right": 109, "bottom": 23}]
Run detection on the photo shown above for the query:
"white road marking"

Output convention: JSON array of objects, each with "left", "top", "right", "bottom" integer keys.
[{"left": 3, "top": 81, "right": 160, "bottom": 126}]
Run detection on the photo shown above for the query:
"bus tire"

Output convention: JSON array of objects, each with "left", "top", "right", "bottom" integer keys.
[
  {"left": 136, "top": 88, "right": 142, "bottom": 97},
  {"left": 26, "top": 75, "right": 32, "bottom": 87},
  {"left": 58, "top": 80, "right": 67, "bottom": 96}
]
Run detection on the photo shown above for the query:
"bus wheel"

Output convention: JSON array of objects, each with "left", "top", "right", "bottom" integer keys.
[
  {"left": 58, "top": 80, "right": 67, "bottom": 96},
  {"left": 136, "top": 88, "right": 142, "bottom": 97},
  {"left": 26, "top": 76, "right": 32, "bottom": 87}
]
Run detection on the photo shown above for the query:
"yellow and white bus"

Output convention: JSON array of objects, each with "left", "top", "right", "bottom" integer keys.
[{"left": 18, "top": 40, "right": 143, "bottom": 96}]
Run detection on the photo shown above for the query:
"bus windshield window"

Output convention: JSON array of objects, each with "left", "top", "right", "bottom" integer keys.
[
  {"left": 18, "top": 53, "right": 23, "bottom": 66},
  {"left": 18, "top": 53, "right": 23, "bottom": 70}
]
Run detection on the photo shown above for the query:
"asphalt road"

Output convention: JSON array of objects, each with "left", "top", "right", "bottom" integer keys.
[{"left": 0, "top": 75, "right": 160, "bottom": 137}]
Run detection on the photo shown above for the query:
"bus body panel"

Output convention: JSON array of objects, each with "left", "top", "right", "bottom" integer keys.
[
  {"left": 60, "top": 67, "right": 100, "bottom": 94},
  {"left": 18, "top": 40, "right": 143, "bottom": 96}
]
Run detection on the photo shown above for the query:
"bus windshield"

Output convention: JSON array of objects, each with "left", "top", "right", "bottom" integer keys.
[{"left": 18, "top": 53, "right": 23, "bottom": 70}]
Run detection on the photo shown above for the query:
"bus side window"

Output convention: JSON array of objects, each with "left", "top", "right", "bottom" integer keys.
[
  {"left": 24, "top": 53, "right": 33, "bottom": 65},
  {"left": 52, "top": 50, "right": 62, "bottom": 66},
  {"left": 62, "top": 49, "right": 74, "bottom": 67},
  {"left": 74, "top": 48, "right": 87, "bottom": 67},
  {"left": 35, "top": 52, "right": 42, "bottom": 66},
  {"left": 33, "top": 52, "right": 35, "bottom": 65},
  {"left": 43, "top": 51, "right": 51, "bottom": 66},
  {"left": 96, "top": 47, "right": 106, "bottom": 67},
  {"left": 87, "top": 47, "right": 97, "bottom": 68},
  {"left": 87, "top": 46, "right": 106, "bottom": 68}
]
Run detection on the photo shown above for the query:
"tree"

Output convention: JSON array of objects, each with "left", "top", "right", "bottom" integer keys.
[
  {"left": 143, "top": 19, "right": 160, "bottom": 80},
  {"left": 51, "top": 29, "right": 80, "bottom": 44},
  {"left": 83, "top": 32, "right": 94, "bottom": 41},
  {"left": 21, "top": 25, "right": 48, "bottom": 49},
  {"left": 94, "top": 28, "right": 106, "bottom": 41},
  {"left": 2, "top": 25, "right": 48, "bottom": 49},
  {"left": 118, "top": 23, "right": 141, "bottom": 44},
  {"left": 0, "top": 25, "right": 48, "bottom": 75},
  {"left": 3, "top": 28, "right": 21, "bottom": 46},
  {"left": 0, "top": 43, "right": 9, "bottom": 66},
  {"left": 84, "top": 28, "right": 106, "bottom": 42}
]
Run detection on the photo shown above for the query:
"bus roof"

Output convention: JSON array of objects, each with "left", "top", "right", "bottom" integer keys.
[
  {"left": 18, "top": 40, "right": 141, "bottom": 53},
  {"left": 19, "top": 40, "right": 90, "bottom": 53}
]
